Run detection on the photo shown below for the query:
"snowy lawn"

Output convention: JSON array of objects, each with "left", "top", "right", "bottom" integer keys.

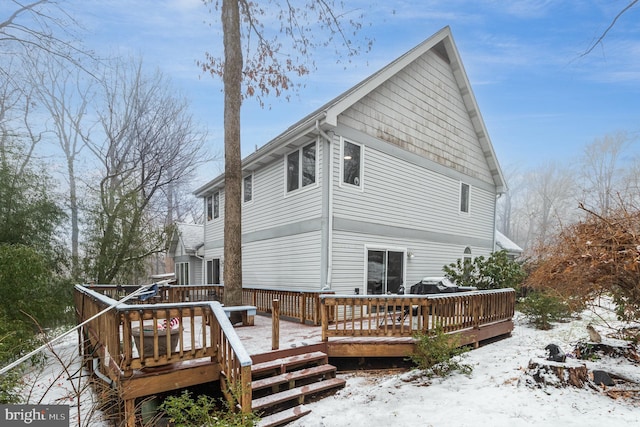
[{"left": 290, "top": 303, "right": 640, "bottom": 427}]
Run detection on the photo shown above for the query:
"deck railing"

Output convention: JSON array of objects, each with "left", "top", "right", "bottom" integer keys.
[
  {"left": 73, "top": 285, "right": 252, "bottom": 411},
  {"left": 320, "top": 289, "right": 516, "bottom": 341},
  {"left": 87, "top": 283, "right": 333, "bottom": 325},
  {"left": 209, "top": 302, "right": 252, "bottom": 411},
  {"left": 241, "top": 286, "right": 333, "bottom": 325}
]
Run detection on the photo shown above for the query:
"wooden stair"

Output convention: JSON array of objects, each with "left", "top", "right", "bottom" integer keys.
[{"left": 251, "top": 349, "right": 345, "bottom": 427}]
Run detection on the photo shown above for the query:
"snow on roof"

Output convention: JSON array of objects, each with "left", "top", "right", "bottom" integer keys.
[
  {"left": 495, "top": 230, "right": 523, "bottom": 254},
  {"left": 175, "top": 223, "right": 204, "bottom": 253}
]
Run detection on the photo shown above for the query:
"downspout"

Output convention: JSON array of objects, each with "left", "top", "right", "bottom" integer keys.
[
  {"left": 493, "top": 192, "right": 503, "bottom": 253},
  {"left": 92, "top": 352, "right": 115, "bottom": 388},
  {"left": 194, "top": 244, "right": 205, "bottom": 284},
  {"left": 316, "top": 120, "right": 334, "bottom": 289}
]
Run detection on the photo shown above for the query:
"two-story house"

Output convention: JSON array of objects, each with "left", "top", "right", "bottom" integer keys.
[{"left": 193, "top": 26, "right": 507, "bottom": 296}]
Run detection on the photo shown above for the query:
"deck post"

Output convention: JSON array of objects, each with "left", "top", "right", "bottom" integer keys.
[
  {"left": 299, "top": 292, "right": 306, "bottom": 323},
  {"left": 272, "top": 299, "right": 280, "bottom": 350},
  {"left": 240, "top": 364, "right": 252, "bottom": 413},
  {"left": 320, "top": 297, "right": 328, "bottom": 342},
  {"left": 124, "top": 398, "right": 136, "bottom": 427}
]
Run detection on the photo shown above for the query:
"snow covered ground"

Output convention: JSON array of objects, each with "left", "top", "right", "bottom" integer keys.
[
  {"left": 16, "top": 302, "right": 640, "bottom": 426},
  {"left": 290, "top": 303, "right": 640, "bottom": 427}
]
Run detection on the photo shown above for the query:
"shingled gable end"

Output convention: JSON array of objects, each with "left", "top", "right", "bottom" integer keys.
[{"left": 193, "top": 26, "right": 507, "bottom": 295}]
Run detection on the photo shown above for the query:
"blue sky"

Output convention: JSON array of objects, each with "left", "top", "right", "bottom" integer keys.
[{"left": 37, "top": 1, "right": 640, "bottom": 181}]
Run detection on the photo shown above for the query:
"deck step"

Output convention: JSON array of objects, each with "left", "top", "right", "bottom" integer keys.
[
  {"left": 251, "top": 351, "right": 328, "bottom": 377},
  {"left": 252, "top": 377, "right": 346, "bottom": 412},
  {"left": 252, "top": 364, "right": 337, "bottom": 392},
  {"left": 256, "top": 404, "right": 311, "bottom": 427}
]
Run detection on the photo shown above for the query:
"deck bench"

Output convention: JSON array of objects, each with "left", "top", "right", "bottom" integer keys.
[{"left": 222, "top": 305, "right": 257, "bottom": 326}]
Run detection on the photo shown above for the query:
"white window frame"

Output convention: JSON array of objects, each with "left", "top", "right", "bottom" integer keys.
[
  {"left": 284, "top": 141, "right": 318, "bottom": 195},
  {"left": 243, "top": 174, "right": 253, "bottom": 204},
  {"left": 340, "top": 137, "right": 364, "bottom": 190},
  {"left": 459, "top": 182, "right": 470, "bottom": 214}
]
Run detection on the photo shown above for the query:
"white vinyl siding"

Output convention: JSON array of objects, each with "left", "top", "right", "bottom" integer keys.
[
  {"left": 332, "top": 144, "right": 494, "bottom": 242},
  {"left": 204, "top": 188, "right": 225, "bottom": 249},
  {"left": 243, "top": 142, "right": 323, "bottom": 234},
  {"left": 242, "top": 231, "right": 322, "bottom": 288},
  {"left": 330, "top": 230, "right": 492, "bottom": 295},
  {"left": 203, "top": 144, "right": 324, "bottom": 273}
]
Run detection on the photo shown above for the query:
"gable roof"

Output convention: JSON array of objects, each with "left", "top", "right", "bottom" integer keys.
[
  {"left": 168, "top": 223, "right": 204, "bottom": 255},
  {"left": 195, "top": 26, "right": 506, "bottom": 197}
]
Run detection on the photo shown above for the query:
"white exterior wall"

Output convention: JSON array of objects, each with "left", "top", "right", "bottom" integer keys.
[
  {"left": 327, "top": 47, "right": 498, "bottom": 295},
  {"left": 243, "top": 231, "right": 322, "bottom": 289},
  {"left": 330, "top": 229, "right": 492, "bottom": 295},
  {"left": 173, "top": 243, "right": 203, "bottom": 285},
  {"left": 203, "top": 188, "right": 225, "bottom": 251},
  {"left": 243, "top": 140, "right": 324, "bottom": 233},
  {"left": 331, "top": 143, "right": 495, "bottom": 241},
  {"left": 202, "top": 140, "right": 325, "bottom": 287}
]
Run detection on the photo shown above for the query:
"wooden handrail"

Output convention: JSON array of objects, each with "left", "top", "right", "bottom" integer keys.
[
  {"left": 209, "top": 302, "right": 253, "bottom": 412},
  {"left": 86, "top": 284, "right": 334, "bottom": 325},
  {"left": 74, "top": 285, "right": 253, "bottom": 412},
  {"left": 320, "top": 289, "right": 516, "bottom": 341}
]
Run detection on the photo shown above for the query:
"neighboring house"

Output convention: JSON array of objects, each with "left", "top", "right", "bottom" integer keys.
[
  {"left": 495, "top": 230, "right": 523, "bottom": 260},
  {"left": 194, "top": 26, "right": 507, "bottom": 295},
  {"left": 168, "top": 223, "right": 204, "bottom": 285}
]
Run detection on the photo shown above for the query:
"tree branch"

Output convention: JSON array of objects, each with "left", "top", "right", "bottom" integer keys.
[{"left": 581, "top": 0, "right": 639, "bottom": 57}]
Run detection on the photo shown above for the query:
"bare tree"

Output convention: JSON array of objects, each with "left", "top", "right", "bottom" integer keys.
[
  {"left": 512, "top": 162, "right": 577, "bottom": 250},
  {"left": 621, "top": 153, "right": 640, "bottom": 207},
  {"left": 200, "top": 0, "right": 371, "bottom": 310},
  {"left": 83, "top": 58, "right": 207, "bottom": 283},
  {"left": 579, "top": 132, "right": 632, "bottom": 215},
  {"left": 0, "top": 57, "right": 45, "bottom": 174},
  {"left": 496, "top": 164, "right": 523, "bottom": 240},
  {"left": 1, "top": 1, "right": 88, "bottom": 70},
  {"left": 23, "top": 51, "right": 95, "bottom": 279}
]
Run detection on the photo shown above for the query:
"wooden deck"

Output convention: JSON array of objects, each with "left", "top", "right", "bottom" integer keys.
[{"left": 74, "top": 285, "right": 515, "bottom": 426}]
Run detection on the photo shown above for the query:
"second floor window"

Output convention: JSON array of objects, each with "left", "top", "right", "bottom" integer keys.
[
  {"left": 286, "top": 142, "right": 316, "bottom": 193},
  {"left": 342, "top": 140, "right": 362, "bottom": 187},
  {"left": 243, "top": 175, "right": 253, "bottom": 203},
  {"left": 213, "top": 191, "right": 220, "bottom": 219},
  {"left": 206, "top": 195, "right": 213, "bottom": 221},
  {"left": 460, "top": 182, "right": 470, "bottom": 214}
]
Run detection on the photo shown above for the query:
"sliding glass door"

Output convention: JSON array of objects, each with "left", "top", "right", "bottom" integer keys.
[{"left": 366, "top": 249, "right": 404, "bottom": 295}]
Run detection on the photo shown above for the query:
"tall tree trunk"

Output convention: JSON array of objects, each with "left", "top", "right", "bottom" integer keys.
[{"left": 222, "top": 0, "right": 243, "bottom": 313}]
